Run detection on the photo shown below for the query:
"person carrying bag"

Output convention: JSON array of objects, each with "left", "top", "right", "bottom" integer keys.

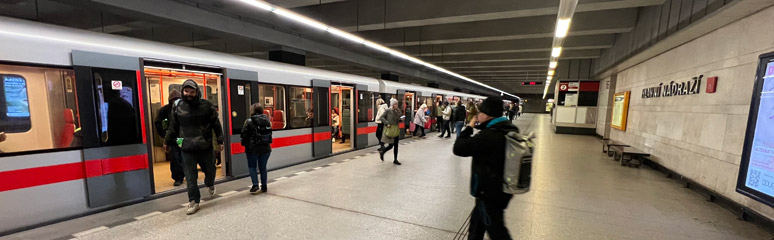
[{"left": 378, "top": 98, "right": 402, "bottom": 165}]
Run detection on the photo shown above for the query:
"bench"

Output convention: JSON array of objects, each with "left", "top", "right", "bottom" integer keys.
[
  {"left": 610, "top": 145, "right": 650, "bottom": 167},
  {"left": 601, "top": 139, "right": 630, "bottom": 157}
]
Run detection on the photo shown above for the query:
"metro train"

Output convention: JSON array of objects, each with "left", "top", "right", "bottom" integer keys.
[{"left": 0, "top": 16, "right": 503, "bottom": 234}]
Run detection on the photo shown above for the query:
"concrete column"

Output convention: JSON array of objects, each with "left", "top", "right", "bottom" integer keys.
[{"left": 269, "top": 46, "right": 306, "bottom": 66}]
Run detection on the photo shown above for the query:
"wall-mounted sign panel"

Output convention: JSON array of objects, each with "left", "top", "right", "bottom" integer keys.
[
  {"left": 737, "top": 52, "right": 774, "bottom": 207},
  {"left": 611, "top": 91, "right": 630, "bottom": 131}
]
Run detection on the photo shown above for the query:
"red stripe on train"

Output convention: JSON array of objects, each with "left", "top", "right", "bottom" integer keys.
[
  {"left": 231, "top": 132, "right": 332, "bottom": 155},
  {"left": 0, "top": 154, "right": 148, "bottom": 192},
  {"left": 357, "top": 126, "right": 377, "bottom": 135}
]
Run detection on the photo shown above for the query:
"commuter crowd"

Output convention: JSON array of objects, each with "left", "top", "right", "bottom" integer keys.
[{"left": 155, "top": 81, "right": 523, "bottom": 239}]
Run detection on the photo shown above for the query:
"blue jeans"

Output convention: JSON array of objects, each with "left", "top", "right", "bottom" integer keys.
[
  {"left": 455, "top": 121, "right": 464, "bottom": 137},
  {"left": 246, "top": 152, "right": 271, "bottom": 187}
]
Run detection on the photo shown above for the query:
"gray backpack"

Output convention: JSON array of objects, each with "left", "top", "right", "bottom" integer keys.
[{"left": 503, "top": 131, "right": 534, "bottom": 194}]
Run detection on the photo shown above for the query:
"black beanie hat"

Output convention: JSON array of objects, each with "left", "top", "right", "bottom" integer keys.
[{"left": 479, "top": 96, "right": 504, "bottom": 117}]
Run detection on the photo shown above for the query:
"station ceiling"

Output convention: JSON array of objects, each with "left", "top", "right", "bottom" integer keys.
[{"left": 0, "top": 0, "right": 666, "bottom": 96}]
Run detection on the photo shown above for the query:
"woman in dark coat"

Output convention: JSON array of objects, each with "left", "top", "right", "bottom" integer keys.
[
  {"left": 241, "top": 103, "right": 273, "bottom": 194},
  {"left": 378, "top": 98, "right": 402, "bottom": 165}
]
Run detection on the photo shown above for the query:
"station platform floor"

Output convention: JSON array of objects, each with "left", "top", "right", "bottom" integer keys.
[{"left": 6, "top": 114, "right": 773, "bottom": 240}]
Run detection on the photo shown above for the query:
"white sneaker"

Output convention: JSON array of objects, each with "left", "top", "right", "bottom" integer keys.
[
  {"left": 208, "top": 186, "right": 216, "bottom": 197},
  {"left": 186, "top": 201, "right": 200, "bottom": 215}
]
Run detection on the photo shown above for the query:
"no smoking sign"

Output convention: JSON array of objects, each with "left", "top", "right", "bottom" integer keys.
[{"left": 111, "top": 80, "right": 122, "bottom": 90}]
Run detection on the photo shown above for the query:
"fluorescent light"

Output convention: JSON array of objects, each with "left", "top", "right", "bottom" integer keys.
[
  {"left": 549, "top": 61, "right": 557, "bottom": 68},
  {"left": 548, "top": 70, "right": 555, "bottom": 76},
  {"left": 555, "top": 19, "right": 571, "bottom": 38},
  {"left": 239, "top": 0, "right": 274, "bottom": 11},
  {"left": 364, "top": 41, "right": 391, "bottom": 53},
  {"left": 328, "top": 28, "right": 364, "bottom": 44},
  {"left": 547, "top": 76, "right": 553, "bottom": 80},
  {"left": 274, "top": 8, "right": 328, "bottom": 31},
  {"left": 551, "top": 47, "right": 562, "bottom": 57}
]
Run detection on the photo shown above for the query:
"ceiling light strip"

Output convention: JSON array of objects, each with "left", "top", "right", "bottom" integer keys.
[
  {"left": 237, "top": 0, "right": 516, "bottom": 98},
  {"left": 544, "top": 0, "right": 578, "bottom": 99}
]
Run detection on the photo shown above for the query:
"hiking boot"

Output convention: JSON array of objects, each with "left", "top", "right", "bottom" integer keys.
[
  {"left": 249, "top": 185, "right": 260, "bottom": 195},
  {"left": 186, "top": 201, "right": 199, "bottom": 215},
  {"left": 208, "top": 186, "right": 216, "bottom": 197},
  {"left": 173, "top": 180, "right": 183, "bottom": 186}
]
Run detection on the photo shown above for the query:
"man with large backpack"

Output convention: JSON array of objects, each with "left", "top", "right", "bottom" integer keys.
[
  {"left": 453, "top": 96, "right": 519, "bottom": 240},
  {"left": 164, "top": 79, "right": 224, "bottom": 215}
]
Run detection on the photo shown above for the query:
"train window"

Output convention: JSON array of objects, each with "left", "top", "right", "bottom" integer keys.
[
  {"left": 0, "top": 64, "right": 81, "bottom": 154},
  {"left": 258, "top": 84, "right": 286, "bottom": 129},
  {"left": 314, "top": 86, "right": 329, "bottom": 126},
  {"left": 288, "top": 87, "right": 313, "bottom": 128},
  {"left": 94, "top": 68, "right": 142, "bottom": 146},
  {"left": 358, "top": 91, "right": 374, "bottom": 122}
]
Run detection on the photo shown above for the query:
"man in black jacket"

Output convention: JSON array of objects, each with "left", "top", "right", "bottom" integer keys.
[
  {"left": 453, "top": 96, "right": 518, "bottom": 240},
  {"left": 164, "top": 79, "right": 224, "bottom": 215},
  {"left": 453, "top": 101, "right": 467, "bottom": 138},
  {"left": 154, "top": 89, "right": 184, "bottom": 187}
]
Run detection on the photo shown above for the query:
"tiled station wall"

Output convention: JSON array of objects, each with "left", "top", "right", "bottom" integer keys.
[{"left": 604, "top": 5, "right": 774, "bottom": 220}]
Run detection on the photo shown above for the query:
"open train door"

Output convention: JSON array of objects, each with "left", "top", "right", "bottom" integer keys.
[
  {"left": 312, "top": 79, "right": 332, "bottom": 157},
  {"left": 396, "top": 90, "right": 406, "bottom": 139},
  {"left": 354, "top": 84, "right": 368, "bottom": 149},
  {"left": 226, "top": 69, "right": 259, "bottom": 178},
  {"left": 72, "top": 50, "right": 152, "bottom": 208},
  {"left": 430, "top": 93, "right": 440, "bottom": 132}
]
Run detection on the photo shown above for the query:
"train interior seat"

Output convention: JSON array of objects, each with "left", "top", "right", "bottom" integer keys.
[
  {"left": 59, "top": 109, "right": 75, "bottom": 148},
  {"left": 272, "top": 110, "right": 285, "bottom": 129}
]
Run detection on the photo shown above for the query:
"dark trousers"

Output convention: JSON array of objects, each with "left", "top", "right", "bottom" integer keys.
[
  {"left": 435, "top": 116, "right": 443, "bottom": 131},
  {"left": 440, "top": 120, "right": 451, "bottom": 137},
  {"left": 469, "top": 194, "right": 514, "bottom": 240},
  {"left": 181, "top": 149, "right": 216, "bottom": 203},
  {"left": 376, "top": 123, "right": 384, "bottom": 149},
  {"left": 246, "top": 152, "right": 271, "bottom": 187},
  {"left": 381, "top": 136, "right": 399, "bottom": 160},
  {"left": 413, "top": 125, "right": 425, "bottom": 136},
  {"left": 168, "top": 145, "right": 185, "bottom": 182}
]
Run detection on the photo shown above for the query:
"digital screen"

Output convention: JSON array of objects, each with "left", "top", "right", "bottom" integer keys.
[
  {"left": 3, "top": 75, "right": 30, "bottom": 118},
  {"left": 743, "top": 61, "right": 774, "bottom": 195}
]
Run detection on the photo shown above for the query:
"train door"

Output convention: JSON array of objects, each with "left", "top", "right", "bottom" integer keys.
[
  {"left": 141, "top": 61, "right": 227, "bottom": 193},
  {"left": 226, "top": 69, "right": 259, "bottom": 178},
  {"left": 331, "top": 83, "right": 354, "bottom": 153},
  {"left": 399, "top": 90, "right": 416, "bottom": 138},
  {"left": 396, "top": 90, "right": 406, "bottom": 138},
  {"left": 354, "top": 84, "right": 369, "bottom": 149},
  {"left": 430, "top": 94, "right": 441, "bottom": 132},
  {"left": 71, "top": 50, "right": 151, "bottom": 208},
  {"left": 312, "top": 79, "right": 332, "bottom": 157}
]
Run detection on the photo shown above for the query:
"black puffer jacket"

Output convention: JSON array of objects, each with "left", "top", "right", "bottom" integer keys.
[
  {"left": 241, "top": 114, "right": 272, "bottom": 154},
  {"left": 453, "top": 117, "right": 519, "bottom": 198},
  {"left": 164, "top": 80, "right": 224, "bottom": 152},
  {"left": 453, "top": 105, "right": 467, "bottom": 122}
]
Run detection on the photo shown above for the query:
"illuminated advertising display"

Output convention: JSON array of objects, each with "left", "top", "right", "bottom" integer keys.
[{"left": 737, "top": 52, "right": 774, "bottom": 206}]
